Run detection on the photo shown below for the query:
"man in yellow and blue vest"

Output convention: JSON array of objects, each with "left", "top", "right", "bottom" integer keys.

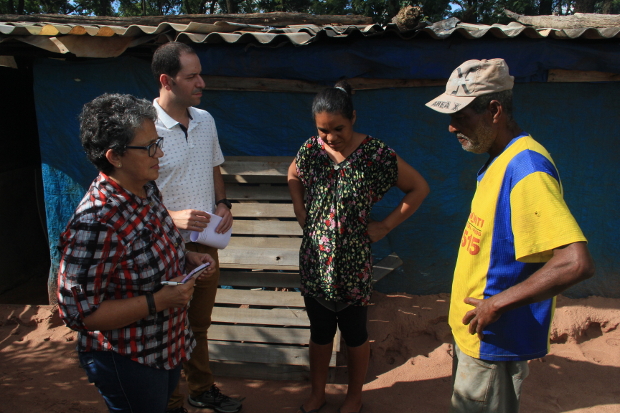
[{"left": 426, "top": 58, "right": 595, "bottom": 413}]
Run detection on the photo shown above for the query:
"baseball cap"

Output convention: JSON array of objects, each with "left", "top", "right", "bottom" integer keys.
[{"left": 426, "top": 58, "right": 514, "bottom": 114}]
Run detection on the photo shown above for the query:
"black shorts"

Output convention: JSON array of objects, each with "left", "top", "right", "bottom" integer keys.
[{"left": 304, "top": 296, "right": 368, "bottom": 348}]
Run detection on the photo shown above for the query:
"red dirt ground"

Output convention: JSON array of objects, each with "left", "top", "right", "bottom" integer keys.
[{"left": 1, "top": 292, "right": 619, "bottom": 413}]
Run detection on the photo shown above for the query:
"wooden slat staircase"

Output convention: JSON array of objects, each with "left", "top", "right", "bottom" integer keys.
[{"left": 208, "top": 156, "right": 402, "bottom": 381}]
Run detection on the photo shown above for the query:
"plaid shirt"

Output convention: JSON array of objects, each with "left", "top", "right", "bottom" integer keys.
[{"left": 57, "top": 173, "right": 195, "bottom": 370}]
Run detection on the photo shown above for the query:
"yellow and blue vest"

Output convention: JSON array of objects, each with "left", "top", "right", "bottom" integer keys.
[{"left": 450, "top": 134, "right": 587, "bottom": 361}]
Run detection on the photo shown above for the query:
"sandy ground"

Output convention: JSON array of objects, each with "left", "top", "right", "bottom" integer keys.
[{"left": 1, "top": 292, "right": 619, "bottom": 413}]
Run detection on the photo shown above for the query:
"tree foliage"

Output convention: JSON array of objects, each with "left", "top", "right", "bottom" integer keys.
[{"left": 0, "top": 0, "right": 617, "bottom": 23}]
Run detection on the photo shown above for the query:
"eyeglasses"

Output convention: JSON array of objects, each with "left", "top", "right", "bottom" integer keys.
[{"left": 126, "top": 137, "right": 164, "bottom": 157}]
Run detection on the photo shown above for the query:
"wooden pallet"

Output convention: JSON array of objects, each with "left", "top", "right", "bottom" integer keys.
[{"left": 209, "top": 156, "right": 401, "bottom": 381}]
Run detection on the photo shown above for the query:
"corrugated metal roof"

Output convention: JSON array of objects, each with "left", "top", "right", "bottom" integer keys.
[{"left": 1, "top": 15, "right": 619, "bottom": 58}]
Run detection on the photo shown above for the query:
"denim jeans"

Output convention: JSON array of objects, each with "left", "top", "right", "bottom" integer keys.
[
  {"left": 450, "top": 343, "right": 529, "bottom": 413},
  {"left": 79, "top": 351, "right": 182, "bottom": 413}
]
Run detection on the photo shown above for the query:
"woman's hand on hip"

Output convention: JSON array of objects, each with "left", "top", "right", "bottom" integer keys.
[{"left": 367, "top": 220, "right": 390, "bottom": 243}]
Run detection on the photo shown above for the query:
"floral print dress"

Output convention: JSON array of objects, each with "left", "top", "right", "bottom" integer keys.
[{"left": 295, "top": 136, "right": 398, "bottom": 306}]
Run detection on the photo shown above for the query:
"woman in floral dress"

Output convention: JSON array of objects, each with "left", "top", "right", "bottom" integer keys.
[{"left": 288, "top": 80, "right": 430, "bottom": 413}]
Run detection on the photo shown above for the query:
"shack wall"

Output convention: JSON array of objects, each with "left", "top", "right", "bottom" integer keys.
[{"left": 34, "top": 37, "right": 620, "bottom": 298}]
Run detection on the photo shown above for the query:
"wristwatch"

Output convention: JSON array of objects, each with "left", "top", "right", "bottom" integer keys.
[{"left": 216, "top": 198, "right": 233, "bottom": 209}]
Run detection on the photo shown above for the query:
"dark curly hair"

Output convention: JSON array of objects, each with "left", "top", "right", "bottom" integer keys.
[
  {"left": 311, "top": 79, "right": 355, "bottom": 121},
  {"left": 79, "top": 93, "right": 157, "bottom": 174},
  {"left": 151, "top": 41, "right": 197, "bottom": 87}
]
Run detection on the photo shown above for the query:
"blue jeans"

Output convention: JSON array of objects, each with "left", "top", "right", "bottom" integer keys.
[{"left": 79, "top": 351, "right": 182, "bottom": 413}]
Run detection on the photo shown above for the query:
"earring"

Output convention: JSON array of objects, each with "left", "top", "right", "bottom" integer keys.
[{"left": 118, "top": 163, "right": 122, "bottom": 167}]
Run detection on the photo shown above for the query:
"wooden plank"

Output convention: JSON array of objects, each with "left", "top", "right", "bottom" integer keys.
[
  {"left": 219, "top": 270, "right": 300, "bottom": 288},
  {"left": 221, "top": 156, "right": 293, "bottom": 176},
  {"left": 204, "top": 76, "right": 325, "bottom": 93},
  {"left": 227, "top": 184, "right": 292, "bottom": 201},
  {"left": 223, "top": 175, "right": 287, "bottom": 184},
  {"left": 232, "top": 220, "right": 302, "bottom": 236},
  {"left": 211, "top": 306, "right": 309, "bottom": 326},
  {"left": 208, "top": 342, "right": 336, "bottom": 366},
  {"left": 372, "top": 253, "right": 403, "bottom": 283},
  {"left": 347, "top": 77, "right": 446, "bottom": 90},
  {"left": 230, "top": 203, "right": 296, "bottom": 219},
  {"left": 548, "top": 69, "right": 620, "bottom": 83},
  {"left": 210, "top": 323, "right": 341, "bottom": 352},
  {"left": 228, "top": 236, "right": 301, "bottom": 249},
  {"left": 209, "top": 324, "right": 309, "bottom": 344},
  {"left": 504, "top": 10, "right": 620, "bottom": 29},
  {"left": 1, "top": 13, "right": 372, "bottom": 27},
  {"left": 215, "top": 288, "right": 304, "bottom": 307},
  {"left": 220, "top": 263, "right": 299, "bottom": 270},
  {"left": 219, "top": 247, "right": 299, "bottom": 267},
  {"left": 200, "top": 76, "right": 448, "bottom": 93}
]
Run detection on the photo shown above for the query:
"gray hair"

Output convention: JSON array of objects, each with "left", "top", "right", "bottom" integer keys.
[{"left": 79, "top": 93, "right": 157, "bottom": 174}]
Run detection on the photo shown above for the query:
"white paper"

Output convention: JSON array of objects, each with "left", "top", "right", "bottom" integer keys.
[{"left": 189, "top": 212, "right": 232, "bottom": 249}]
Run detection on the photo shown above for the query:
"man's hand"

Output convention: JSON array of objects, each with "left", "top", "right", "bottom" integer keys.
[
  {"left": 462, "top": 242, "right": 594, "bottom": 341},
  {"left": 462, "top": 296, "right": 502, "bottom": 340},
  {"left": 169, "top": 209, "right": 210, "bottom": 231},
  {"left": 213, "top": 203, "right": 233, "bottom": 234}
]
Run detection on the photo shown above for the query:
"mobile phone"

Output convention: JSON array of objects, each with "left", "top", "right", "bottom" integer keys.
[{"left": 180, "top": 262, "right": 211, "bottom": 284}]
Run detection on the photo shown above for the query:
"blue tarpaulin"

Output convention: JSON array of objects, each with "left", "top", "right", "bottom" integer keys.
[{"left": 35, "top": 36, "right": 620, "bottom": 298}]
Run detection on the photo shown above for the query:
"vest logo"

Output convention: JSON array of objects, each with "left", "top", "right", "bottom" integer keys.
[{"left": 461, "top": 212, "right": 484, "bottom": 255}]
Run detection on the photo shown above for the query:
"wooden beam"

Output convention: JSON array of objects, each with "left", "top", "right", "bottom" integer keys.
[
  {"left": 223, "top": 175, "right": 288, "bottom": 184},
  {"left": 505, "top": 10, "right": 620, "bottom": 29},
  {"left": 219, "top": 246, "right": 299, "bottom": 267},
  {"left": 548, "top": 69, "right": 620, "bottom": 83},
  {"left": 372, "top": 253, "right": 403, "bottom": 283},
  {"left": 228, "top": 236, "right": 301, "bottom": 249},
  {"left": 219, "top": 270, "right": 300, "bottom": 288},
  {"left": 231, "top": 204, "right": 296, "bottom": 219},
  {"left": 227, "top": 184, "right": 292, "bottom": 201},
  {"left": 203, "top": 76, "right": 324, "bottom": 93},
  {"left": 221, "top": 156, "right": 294, "bottom": 176},
  {"left": 0, "top": 12, "right": 372, "bottom": 27},
  {"left": 209, "top": 324, "right": 309, "bottom": 344},
  {"left": 211, "top": 306, "right": 309, "bottom": 326},
  {"left": 216, "top": 288, "right": 304, "bottom": 307},
  {"left": 231, "top": 220, "right": 302, "bottom": 236},
  {"left": 203, "top": 76, "right": 447, "bottom": 93},
  {"left": 219, "top": 263, "right": 299, "bottom": 270},
  {"left": 347, "top": 77, "right": 446, "bottom": 90}
]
